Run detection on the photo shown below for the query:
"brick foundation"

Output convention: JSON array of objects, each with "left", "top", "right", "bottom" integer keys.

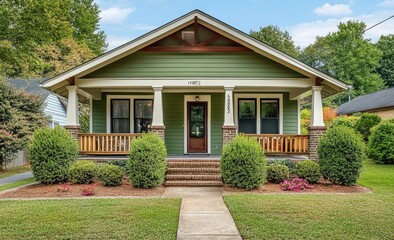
[
  {"left": 308, "top": 126, "right": 327, "bottom": 161},
  {"left": 150, "top": 125, "right": 165, "bottom": 141},
  {"left": 222, "top": 125, "right": 237, "bottom": 145},
  {"left": 64, "top": 125, "right": 80, "bottom": 140}
]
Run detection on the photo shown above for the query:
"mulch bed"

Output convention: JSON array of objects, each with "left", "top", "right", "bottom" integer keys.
[
  {"left": 222, "top": 179, "right": 371, "bottom": 194},
  {"left": 0, "top": 179, "right": 164, "bottom": 199}
]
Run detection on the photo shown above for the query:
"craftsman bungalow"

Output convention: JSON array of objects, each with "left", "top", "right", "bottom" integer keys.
[{"left": 41, "top": 10, "right": 350, "bottom": 159}]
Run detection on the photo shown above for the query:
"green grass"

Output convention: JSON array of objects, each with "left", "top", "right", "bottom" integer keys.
[
  {"left": 0, "top": 198, "right": 181, "bottom": 240},
  {"left": 0, "top": 165, "right": 30, "bottom": 179},
  {"left": 0, "top": 177, "right": 36, "bottom": 192},
  {"left": 224, "top": 162, "right": 394, "bottom": 240}
]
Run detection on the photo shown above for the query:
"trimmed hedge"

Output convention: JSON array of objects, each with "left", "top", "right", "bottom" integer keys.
[
  {"left": 368, "top": 121, "right": 394, "bottom": 164},
  {"left": 221, "top": 135, "right": 266, "bottom": 190},
  {"left": 128, "top": 133, "right": 167, "bottom": 188},
  {"left": 266, "top": 164, "right": 289, "bottom": 183},
  {"left": 318, "top": 126, "right": 366, "bottom": 186},
  {"left": 355, "top": 113, "right": 381, "bottom": 142},
  {"left": 28, "top": 127, "right": 78, "bottom": 184},
  {"left": 330, "top": 116, "right": 360, "bottom": 129},
  {"left": 68, "top": 161, "right": 97, "bottom": 184},
  {"left": 98, "top": 164, "right": 124, "bottom": 186},
  {"left": 267, "top": 159, "right": 296, "bottom": 173},
  {"left": 296, "top": 160, "right": 321, "bottom": 183}
]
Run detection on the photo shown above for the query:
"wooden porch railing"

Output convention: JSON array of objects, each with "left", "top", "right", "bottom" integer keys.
[
  {"left": 244, "top": 134, "right": 309, "bottom": 155},
  {"left": 79, "top": 133, "right": 142, "bottom": 155}
]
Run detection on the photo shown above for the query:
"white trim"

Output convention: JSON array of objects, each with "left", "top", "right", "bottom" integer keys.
[
  {"left": 106, "top": 95, "right": 154, "bottom": 133},
  {"left": 297, "top": 99, "right": 301, "bottom": 134},
  {"left": 89, "top": 98, "right": 93, "bottom": 133},
  {"left": 184, "top": 95, "right": 211, "bottom": 154},
  {"left": 234, "top": 93, "right": 283, "bottom": 134}
]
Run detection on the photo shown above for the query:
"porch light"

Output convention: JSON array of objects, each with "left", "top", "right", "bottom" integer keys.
[{"left": 195, "top": 96, "right": 200, "bottom": 102}]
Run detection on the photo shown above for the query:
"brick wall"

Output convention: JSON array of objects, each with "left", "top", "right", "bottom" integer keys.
[
  {"left": 64, "top": 125, "right": 80, "bottom": 140},
  {"left": 222, "top": 125, "right": 237, "bottom": 145},
  {"left": 308, "top": 126, "right": 326, "bottom": 161},
  {"left": 150, "top": 125, "right": 165, "bottom": 141}
]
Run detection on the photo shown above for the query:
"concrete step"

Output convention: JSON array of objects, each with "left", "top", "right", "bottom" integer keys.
[
  {"left": 165, "top": 180, "right": 223, "bottom": 187},
  {"left": 167, "top": 161, "right": 220, "bottom": 168},
  {"left": 166, "top": 174, "right": 222, "bottom": 181},
  {"left": 167, "top": 167, "right": 220, "bottom": 174}
]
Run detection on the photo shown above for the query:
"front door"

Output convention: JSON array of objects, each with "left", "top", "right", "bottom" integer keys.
[{"left": 187, "top": 102, "right": 207, "bottom": 153}]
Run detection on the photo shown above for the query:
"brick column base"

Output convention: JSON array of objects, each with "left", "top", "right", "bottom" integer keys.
[
  {"left": 222, "top": 125, "right": 237, "bottom": 145},
  {"left": 64, "top": 125, "right": 80, "bottom": 140},
  {"left": 308, "top": 126, "right": 327, "bottom": 161},
  {"left": 150, "top": 125, "right": 165, "bottom": 141}
]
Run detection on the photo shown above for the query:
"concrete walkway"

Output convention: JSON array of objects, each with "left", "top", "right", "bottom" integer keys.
[
  {"left": 164, "top": 187, "right": 242, "bottom": 240},
  {"left": 0, "top": 172, "right": 33, "bottom": 186}
]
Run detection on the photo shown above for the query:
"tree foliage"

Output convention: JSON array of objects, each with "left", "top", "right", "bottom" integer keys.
[
  {"left": 375, "top": 34, "right": 394, "bottom": 87},
  {"left": 250, "top": 25, "right": 300, "bottom": 57},
  {"left": 300, "top": 21, "right": 384, "bottom": 105},
  {"left": 0, "top": 0, "right": 106, "bottom": 78},
  {"left": 0, "top": 78, "right": 49, "bottom": 166}
]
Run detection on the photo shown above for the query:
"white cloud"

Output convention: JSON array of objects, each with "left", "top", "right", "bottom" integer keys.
[
  {"left": 288, "top": 10, "right": 394, "bottom": 48},
  {"left": 314, "top": 3, "right": 353, "bottom": 16},
  {"left": 131, "top": 23, "right": 157, "bottom": 31},
  {"left": 106, "top": 36, "right": 132, "bottom": 50},
  {"left": 380, "top": 0, "right": 394, "bottom": 7},
  {"left": 100, "top": 7, "right": 135, "bottom": 24}
]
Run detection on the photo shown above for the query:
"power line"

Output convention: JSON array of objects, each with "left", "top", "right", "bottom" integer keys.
[{"left": 363, "top": 14, "right": 394, "bottom": 33}]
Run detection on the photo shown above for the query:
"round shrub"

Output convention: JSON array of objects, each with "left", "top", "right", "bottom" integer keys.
[
  {"left": 267, "top": 159, "right": 296, "bottom": 173},
  {"left": 355, "top": 113, "right": 381, "bottom": 142},
  {"left": 68, "top": 161, "right": 97, "bottom": 184},
  {"left": 221, "top": 135, "right": 266, "bottom": 190},
  {"left": 318, "top": 126, "right": 366, "bottom": 186},
  {"left": 98, "top": 164, "right": 124, "bottom": 186},
  {"left": 368, "top": 121, "right": 394, "bottom": 164},
  {"left": 330, "top": 116, "right": 359, "bottom": 129},
  {"left": 296, "top": 160, "right": 321, "bottom": 183},
  {"left": 128, "top": 133, "right": 167, "bottom": 188},
  {"left": 28, "top": 127, "right": 78, "bottom": 184},
  {"left": 266, "top": 164, "right": 289, "bottom": 183}
]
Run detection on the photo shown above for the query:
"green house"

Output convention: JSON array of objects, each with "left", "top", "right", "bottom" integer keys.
[{"left": 42, "top": 10, "right": 349, "bottom": 159}]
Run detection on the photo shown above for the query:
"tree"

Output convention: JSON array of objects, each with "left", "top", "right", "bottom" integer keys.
[
  {"left": 376, "top": 34, "right": 394, "bottom": 87},
  {"left": 300, "top": 21, "right": 384, "bottom": 105},
  {"left": 250, "top": 25, "right": 300, "bottom": 57},
  {"left": 0, "top": 78, "right": 49, "bottom": 167},
  {"left": 0, "top": 0, "right": 106, "bottom": 78}
]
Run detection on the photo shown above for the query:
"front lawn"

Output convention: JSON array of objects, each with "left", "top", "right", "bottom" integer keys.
[
  {"left": 0, "top": 177, "right": 36, "bottom": 192},
  {"left": 0, "top": 165, "right": 30, "bottom": 179},
  {"left": 224, "top": 162, "right": 394, "bottom": 240},
  {"left": 0, "top": 198, "right": 180, "bottom": 240}
]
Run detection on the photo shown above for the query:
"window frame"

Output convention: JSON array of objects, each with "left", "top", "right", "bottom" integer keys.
[
  {"left": 260, "top": 98, "right": 280, "bottom": 134},
  {"left": 134, "top": 99, "right": 154, "bottom": 133},
  {"left": 110, "top": 99, "right": 131, "bottom": 133},
  {"left": 238, "top": 98, "right": 257, "bottom": 134}
]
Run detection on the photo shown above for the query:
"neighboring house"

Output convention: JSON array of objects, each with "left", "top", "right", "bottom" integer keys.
[
  {"left": 41, "top": 10, "right": 350, "bottom": 159},
  {"left": 7, "top": 79, "right": 67, "bottom": 128},
  {"left": 337, "top": 87, "right": 394, "bottom": 119}
]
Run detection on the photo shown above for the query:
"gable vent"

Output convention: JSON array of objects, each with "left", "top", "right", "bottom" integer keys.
[{"left": 182, "top": 31, "right": 195, "bottom": 45}]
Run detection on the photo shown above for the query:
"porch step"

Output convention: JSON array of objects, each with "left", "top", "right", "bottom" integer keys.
[
  {"left": 165, "top": 180, "right": 223, "bottom": 187},
  {"left": 165, "top": 159, "right": 223, "bottom": 187}
]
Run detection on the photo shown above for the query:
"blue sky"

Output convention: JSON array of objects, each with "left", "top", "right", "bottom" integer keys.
[{"left": 94, "top": 0, "right": 394, "bottom": 50}]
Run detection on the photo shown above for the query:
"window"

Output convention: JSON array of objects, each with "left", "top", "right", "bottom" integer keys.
[
  {"left": 111, "top": 99, "right": 130, "bottom": 133},
  {"left": 238, "top": 99, "right": 256, "bottom": 133},
  {"left": 261, "top": 99, "right": 279, "bottom": 134},
  {"left": 182, "top": 31, "right": 195, "bottom": 45},
  {"left": 134, "top": 99, "right": 153, "bottom": 133}
]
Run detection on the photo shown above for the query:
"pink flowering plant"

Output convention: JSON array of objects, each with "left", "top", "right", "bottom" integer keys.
[
  {"left": 57, "top": 183, "right": 71, "bottom": 193},
  {"left": 81, "top": 184, "right": 96, "bottom": 196},
  {"left": 280, "top": 178, "right": 314, "bottom": 192}
]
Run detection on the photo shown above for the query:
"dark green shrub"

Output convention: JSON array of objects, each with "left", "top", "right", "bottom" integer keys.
[
  {"left": 330, "top": 116, "right": 359, "bottom": 129},
  {"left": 296, "top": 160, "right": 321, "bottom": 183},
  {"left": 221, "top": 135, "right": 266, "bottom": 190},
  {"left": 28, "top": 127, "right": 78, "bottom": 184},
  {"left": 107, "top": 159, "right": 128, "bottom": 173},
  {"left": 68, "top": 161, "right": 97, "bottom": 184},
  {"left": 267, "top": 159, "right": 296, "bottom": 173},
  {"left": 98, "top": 164, "right": 124, "bottom": 186},
  {"left": 266, "top": 164, "right": 289, "bottom": 183},
  {"left": 128, "top": 133, "right": 167, "bottom": 188},
  {"left": 318, "top": 126, "right": 366, "bottom": 186},
  {"left": 355, "top": 113, "right": 381, "bottom": 141},
  {"left": 368, "top": 121, "right": 394, "bottom": 164}
]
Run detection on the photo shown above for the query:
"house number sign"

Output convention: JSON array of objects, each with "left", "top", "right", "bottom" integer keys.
[
  {"left": 187, "top": 80, "right": 201, "bottom": 85},
  {"left": 227, "top": 94, "right": 231, "bottom": 113}
]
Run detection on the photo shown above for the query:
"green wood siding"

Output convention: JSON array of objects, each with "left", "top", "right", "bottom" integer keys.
[
  {"left": 283, "top": 93, "right": 299, "bottom": 134},
  {"left": 83, "top": 52, "right": 306, "bottom": 79},
  {"left": 210, "top": 93, "right": 224, "bottom": 155},
  {"left": 92, "top": 97, "right": 106, "bottom": 133}
]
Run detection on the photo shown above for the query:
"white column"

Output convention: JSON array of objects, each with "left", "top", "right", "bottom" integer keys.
[
  {"left": 66, "top": 86, "right": 79, "bottom": 126},
  {"left": 310, "top": 86, "right": 325, "bottom": 127},
  {"left": 152, "top": 86, "right": 164, "bottom": 126},
  {"left": 223, "top": 87, "right": 235, "bottom": 126}
]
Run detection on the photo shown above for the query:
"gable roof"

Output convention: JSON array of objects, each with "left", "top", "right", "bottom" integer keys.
[
  {"left": 337, "top": 87, "right": 394, "bottom": 115},
  {"left": 41, "top": 9, "right": 350, "bottom": 92},
  {"left": 7, "top": 78, "right": 50, "bottom": 99}
]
